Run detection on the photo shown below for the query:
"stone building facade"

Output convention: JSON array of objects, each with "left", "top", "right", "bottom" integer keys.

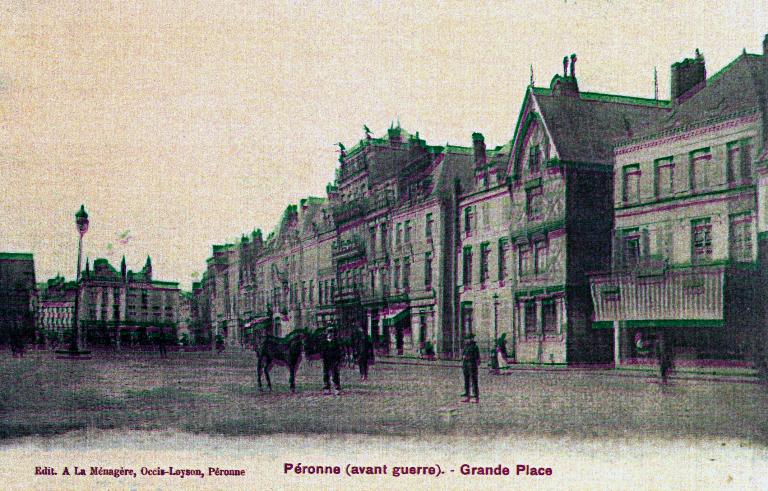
[
  {"left": 590, "top": 40, "right": 768, "bottom": 366},
  {"left": 35, "top": 274, "right": 77, "bottom": 344},
  {"left": 77, "top": 256, "right": 181, "bottom": 348},
  {"left": 200, "top": 33, "right": 768, "bottom": 366}
]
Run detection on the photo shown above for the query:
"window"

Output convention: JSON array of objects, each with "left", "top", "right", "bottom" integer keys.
[
  {"left": 394, "top": 260, "right": 400, "bottom": 290},
  {"left": 330, "top": 279, "right": 335, "bottom": 299},
  {"left": 309, "top": 280, "right": 313, "bottom": 304},
  {"left": 464, "top": 207, "right": 474, "bottom": 235},
  {"left": 691, "top": 218, "right": 712, "bottom": 263},
  {"left": 482, "top": 203, "right": 490, "bottom": 230},
  {"left": 621, "top": 229, "right": 640, "bottom": 267},
  {"left": 403, "top": 257, "right": 410, "bottom": 291},
  {"left": 369, "top": 271, "right": 375, "bottom": 293},
  {"left": 462, "top": 247, "right": 473, "bottom": 286},
  {"left": 728, "top": 139, "right": 753, "bottom": 183},
  {"left": 727, "top": 141, "right": 740, "bottom": 184},
  {"left": 654, "top": 157, "right": 674, "bottom": 198},
  {"left": 404, "top": 220, "right": 412, "bottom": 243},
  {"left": 498, "top": 239, "right": 508, "bottom": 280},
  {"left": 480, "top": 243, "right": 490, "bottom": 284},
  {"left": 741, "top": 139, "right": 753, "bottom": 181},
  {"left": 380, "top": 223, "right": 388, "bottom": 251},
  {"left": 534, "top": 240, "right": 548, "bottom": 274},
  {"left": 462, "top": 304, "right": 474, "bottom": 338},
  {"left": 396, "top": 223, "right": 402, "bottom": 245},
  {"left": 529, "top": 144, "right": 541, "bottom": 174},
  {"left": 526, "top": 186, "right": 544, "bottom": 220},
  {"left": 690, "top": 148, "right": 712, "bottom": 191},
  {"left": 425, "top": 213, "right": 433, "bottom": 239},
  {"left": 524, "top": 301, "right": 537, "bottom": 335},
  {"left": 622, "top": 164, "right": 640, "bottom": 203},
  {"left": 730, "top": 214, "right": 752, "bottom": 262},
  {"left": 542, "top": 300, "right": 557, "bottom": 334},
  {"left": 301, "top": 281, "right": 306, "bottom": 303},
  {"left": 424, "top": 252, "right": 433, "bottom": 289},
  {"left": 519, "top": 245, "right": 533, "bottom": 277},
  {"left": 369, "top": 226, "right": 376, "bottom": 253},
  {"left": 656, "top": 223, "right": 673, "bottom": 260}
]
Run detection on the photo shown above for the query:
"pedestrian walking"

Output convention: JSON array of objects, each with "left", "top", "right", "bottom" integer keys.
[
  {"left": 357, "top": 332, "right": 373, "bottom": 381},
  {"left": 656, "top": 331, "right": 673, "bottom": 385},
  {"left": 461, "top": 333, "right": 480, "bottom": 403},
  {"left": 322, "top": 327, "right": 343, "bottom": 395}
]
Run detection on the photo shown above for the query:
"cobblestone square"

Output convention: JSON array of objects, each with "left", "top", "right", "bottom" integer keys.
[{"left": 1, "top": 351, "right": 766, "bottom": 445}]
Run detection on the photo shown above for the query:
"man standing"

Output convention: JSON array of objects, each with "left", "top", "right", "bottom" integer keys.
[
  {"left": 461, "top": 333, "right": 480, "bottom": 403},
  {"left": 323, "top": 327, "right": 343, "bottom": 395},
  {"left": 357, "top": 332, "right": 373, "bottom": 381},
  {"left": 656, "top": 330, "right": 673, "bottom": 385}
]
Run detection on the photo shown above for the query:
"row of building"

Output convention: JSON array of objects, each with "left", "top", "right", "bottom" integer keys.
[
  {"left": 194, "top": 34, "right": 768, "bottom": 366},
  {"left": 0, "top": 253, "right": 197, "bottom": 349}
]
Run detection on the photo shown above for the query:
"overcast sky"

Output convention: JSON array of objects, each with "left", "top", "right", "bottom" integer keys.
[{"left": 1, "top": 0, "right": 766, "bottom": 289}]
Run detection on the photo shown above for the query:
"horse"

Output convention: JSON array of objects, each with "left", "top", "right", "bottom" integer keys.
[{"left": 256, "top": 329, "right": 307, "bottom": 393}]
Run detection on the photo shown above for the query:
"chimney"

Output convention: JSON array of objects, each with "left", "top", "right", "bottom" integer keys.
[
  {"left": 472, "top": 132, "right": 486, "bottom": 168},
  {"left": 763, "top": 33, "right": 768, "bottom": 57},
  {"left": 671, "top": 49, "right": 706, "bottom": 103}
]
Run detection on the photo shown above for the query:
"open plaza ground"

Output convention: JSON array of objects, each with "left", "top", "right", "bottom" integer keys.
[{"left": 1, "top": 350, "right": 766, "bottom": 445}]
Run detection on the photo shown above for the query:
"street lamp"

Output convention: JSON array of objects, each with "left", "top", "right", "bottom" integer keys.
[
  {"left": 56, "top": 205, "right": 91, "bottom": 359},
  {"left": 493, "top": 293, "right": 499, "bottom": 345}
]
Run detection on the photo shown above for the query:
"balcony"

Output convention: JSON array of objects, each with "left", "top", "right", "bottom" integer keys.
[
  {"left": 331, "top": 196, "right": 368, "bottom": 224},
  {"left": 331, "top": 236, "right": 367, "bottom": 260},
  {"left": 334, "top": 285, "right": 361, "bottom": 303},
  {"left": 589, "top": 263, "right": 726, "bottom": 324}
]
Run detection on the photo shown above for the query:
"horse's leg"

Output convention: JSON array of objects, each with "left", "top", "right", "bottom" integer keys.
[
  {"left": 257, "top": 355, "right": 263, "bottom": 391},
  {"left": 289, "top": 362, "right": 296, "bottom": 394},
  {"left": 264, "top": 360, "right": 272, "bottom": 391}
]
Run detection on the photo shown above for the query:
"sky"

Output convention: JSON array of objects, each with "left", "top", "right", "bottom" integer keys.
[{"left": 0, "top": 0, "right": 766, "bottom": 290}]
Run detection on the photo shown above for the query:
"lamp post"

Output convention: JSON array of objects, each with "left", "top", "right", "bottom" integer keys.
[
  {"left": 493, "top": 293, "right": 499, "bottom": 346},
  {"left": 57, "top": 205, "right": 91, "bottom": 359}
]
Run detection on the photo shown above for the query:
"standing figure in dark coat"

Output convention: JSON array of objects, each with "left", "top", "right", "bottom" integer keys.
[
  {"left": 657, "top": 331, "right": 674, "bottom": 385},
  {"left": 357, "top": 333, "right": 374, "bottom": 381},
  {"left": 322, "top": 327, "right": 343, "bottom": 395},
  {"left": 461, "top": 333, "right": 480, "bottom": 403}
]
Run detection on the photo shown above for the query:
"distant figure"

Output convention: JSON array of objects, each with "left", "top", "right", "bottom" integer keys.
[
  {"left": 461, "top": 333, "right": 480, "bottom": 403},
  {"left": 496, "top": 333, "right": 510, "bottom": 370},
  {"left": 322, "top": 327, "right": 343, "bottom": 395},
  {"left": 357, "top": 333, "right": 374, "bottom": 381},
  {"left": 157, "top": 331, "right": 168, "bottom": 358},
  {"left": 215, "top": 334, "right": 225, "bottom": 354},
  {"left": 656, "top": 331, "right": 674, "bottom": 385}
]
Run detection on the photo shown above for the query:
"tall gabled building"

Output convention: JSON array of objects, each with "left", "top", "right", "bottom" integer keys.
[{"left": 506, "top": 57, "right": 669, "bottom": 364}]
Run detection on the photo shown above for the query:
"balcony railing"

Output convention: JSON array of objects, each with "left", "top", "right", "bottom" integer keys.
[
  {"left": 589, "top": 264, "right": 725, "bottom": 323},
  {"left": 331, "top": 236, "right": 366, "bottom": 259}
]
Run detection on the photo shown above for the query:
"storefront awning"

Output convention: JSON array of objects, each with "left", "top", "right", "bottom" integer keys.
[{"left": 382, "top": 306, "right": 410, "bottom": 327}]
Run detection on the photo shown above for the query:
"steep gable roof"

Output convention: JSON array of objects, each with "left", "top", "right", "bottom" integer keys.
[{"left": 531, "top": 86, "right": 669, "bottom": 163}]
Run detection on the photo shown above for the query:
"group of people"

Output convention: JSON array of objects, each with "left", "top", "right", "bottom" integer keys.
[
  {"left": 459, "top": 329, "right": 677, "bottom": 404},
  {"left": 319, "top": 327, "right": 375, "bottom": 396},
  {"left": 261, "top": 326, "right": 677, "bottom": 399}
]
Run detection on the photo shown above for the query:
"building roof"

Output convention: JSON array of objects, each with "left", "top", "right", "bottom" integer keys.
[
  {"left": 622, "top": 52, "right": 767, "bottom": 144},
  {"left": 531, "top": 84, "right": 670, "bottom": 163},
  {"left": 0, "top": 252, "right": 34, "bottom": 261}
]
